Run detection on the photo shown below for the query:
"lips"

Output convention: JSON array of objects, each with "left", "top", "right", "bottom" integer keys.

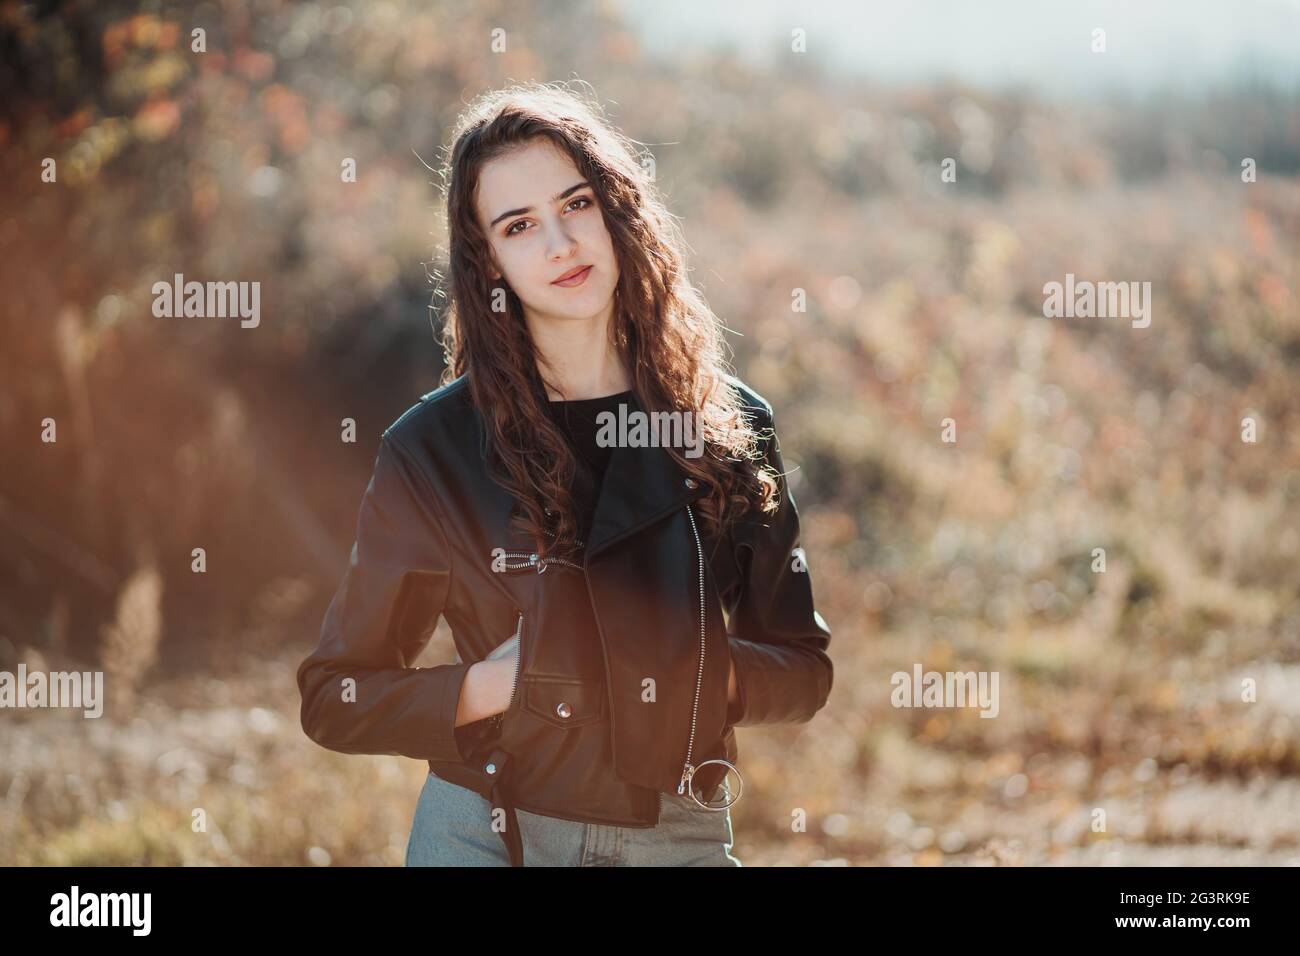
[{"left": 551, "top": 265, "right": 592, "bottom": 286}]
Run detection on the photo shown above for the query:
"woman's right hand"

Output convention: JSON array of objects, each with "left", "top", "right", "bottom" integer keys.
[
  {"left": 454, "top": 648, "right": 520, "bottom": 727},
  {"left": 485, "top": 634, "right": 520, "bottom": 713}
]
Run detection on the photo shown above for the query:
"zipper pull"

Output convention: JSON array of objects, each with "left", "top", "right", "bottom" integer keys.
[{"left": 677, "top": 764, "right": 694, "bottom": 795}]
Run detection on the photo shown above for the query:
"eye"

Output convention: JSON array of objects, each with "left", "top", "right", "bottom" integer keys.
[{"left": 503, "top": 196, "right": 593, "bottom": 237}]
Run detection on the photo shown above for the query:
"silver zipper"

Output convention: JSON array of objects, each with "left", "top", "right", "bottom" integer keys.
[
  {"left": 676, "top": 502, "right": 741, "bottom": 809},
  {"left": 487, "top": 610, "right": 526, "bottom": 735},
  {"left": 505, "top": 610, "right": 524, "bottom": 709},
  {"left": 497, "top": 551, "right": 584, "bottom": 573},
  {"left": 544, "top": 524, "right": 584, "bottom": 550},
  {"left": 676, "top": 503, "right": 707, "bottom": 796},
  {"left": 496, "top": 524, "right": 584, "bottom": 573}
]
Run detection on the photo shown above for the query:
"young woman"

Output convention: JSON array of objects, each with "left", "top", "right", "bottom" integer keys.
[{"left": 297, "top": 82, "right": 833, "bottom": 867}]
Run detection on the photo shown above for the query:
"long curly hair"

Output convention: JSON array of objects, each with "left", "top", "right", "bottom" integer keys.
[{"left": 433, "top": 80, "right": 778, "bottom": 561}]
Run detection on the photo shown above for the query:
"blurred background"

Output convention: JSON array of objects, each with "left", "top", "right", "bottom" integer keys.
[{"left": 1, "top": 0, "right": 1298, "bottom": 866}]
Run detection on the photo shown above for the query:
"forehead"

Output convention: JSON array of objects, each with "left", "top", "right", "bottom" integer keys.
[{"left": 475, "top": 139, "right": 583, "bottom": 225}]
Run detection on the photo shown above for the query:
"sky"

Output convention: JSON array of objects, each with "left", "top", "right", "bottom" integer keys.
[{"left": 611, "top": 0, "right": 1300, "bottom": 99}]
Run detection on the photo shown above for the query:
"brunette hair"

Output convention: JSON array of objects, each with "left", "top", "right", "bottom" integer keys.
[{"left": 433, "top": 80, "right": 778, "bottom": 560}]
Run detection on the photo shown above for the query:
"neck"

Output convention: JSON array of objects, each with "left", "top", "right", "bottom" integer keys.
[{"left": 527, "top": 297, "right": 633, "bottom": 401}]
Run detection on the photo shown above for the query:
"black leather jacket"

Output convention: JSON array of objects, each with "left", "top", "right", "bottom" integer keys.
[{"left": 296, "top": 373, "right": 833, "bottom": 865}]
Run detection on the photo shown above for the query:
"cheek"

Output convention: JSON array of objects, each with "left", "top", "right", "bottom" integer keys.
[
  {"left": 578, "top": 217, "right": 616, "bottom": 263},
  {"left": 495, "top": 244, "right": 535, "bottom": 283}
]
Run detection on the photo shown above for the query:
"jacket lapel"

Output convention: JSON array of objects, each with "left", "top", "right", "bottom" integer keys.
[
  {"left": 460, "top": 387, "right": 707, "bottom": 559},
  {"left": 584, "top": 391, "right": 708, "bottom": 561}
]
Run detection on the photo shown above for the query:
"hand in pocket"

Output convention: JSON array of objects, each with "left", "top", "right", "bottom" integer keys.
[{"left": 485, "top": 634, "right": 520, "bottom": 715}]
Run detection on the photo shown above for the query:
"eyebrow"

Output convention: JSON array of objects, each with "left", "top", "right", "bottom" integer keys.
[{"left": 488, "top": 181, "right": 592, "bottom": 229}]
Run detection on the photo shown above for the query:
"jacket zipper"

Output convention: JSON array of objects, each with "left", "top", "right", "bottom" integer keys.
[
  {"left": 488, "top": 610, "right": 526, "bottom": 734},
  {"left": 544, "top": 524, "right": 583, "bottom": 548},
  {"left": 496, "top": 525, "right": 585, "bottom": 573},
  {"left": 498, "top": 552, "right": 583, "bottom": 573},
  {"left": 507, "top": 610, "right": 524, "bottom": 708},
  {"left": 676, "top": 502, "right": 708, "bottom": 797}
]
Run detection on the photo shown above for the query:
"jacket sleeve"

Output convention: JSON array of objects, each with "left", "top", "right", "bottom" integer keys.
[
  {"left": 297, "top": 434, "right": 478, "bottom": 764},
  {"left": 724, "top": 401, "right": 833, "bottom": 727}
]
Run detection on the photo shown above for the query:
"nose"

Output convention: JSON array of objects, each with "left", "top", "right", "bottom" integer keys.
[{"left": 546, "top": 222, "right": 578, "bottom": 262}]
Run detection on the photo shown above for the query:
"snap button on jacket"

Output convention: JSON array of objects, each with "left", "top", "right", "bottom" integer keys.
[{"left": 296, "top": 373, "right": 833, "bottom": 863}]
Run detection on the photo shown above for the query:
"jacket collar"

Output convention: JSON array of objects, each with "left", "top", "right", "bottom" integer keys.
[
  {"left": 585, "top": 406, "right": 709, "bottom": 560},
  {"left": 456, "top": 380, "right": 707, "bottom": 560}
]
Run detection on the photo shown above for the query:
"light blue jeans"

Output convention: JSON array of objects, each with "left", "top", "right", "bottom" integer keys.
[{"left": 405, "top": 771, "right": 742, "bottom": 866}]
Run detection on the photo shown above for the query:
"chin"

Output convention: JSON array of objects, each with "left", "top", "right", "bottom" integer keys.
[
  {"left": 561, "top": 299, "right": 614, "bottom": 321},
  {"left": 548, "top": 289, "right": 616, "bottom": 316}
]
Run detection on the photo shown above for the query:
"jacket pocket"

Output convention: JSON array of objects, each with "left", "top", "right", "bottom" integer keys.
[
  {"left": 471, "top": 610, "right": 527, "bottom": 752},
  {"left": 521, "top": 676, "right": 605, "bottom": 729}
]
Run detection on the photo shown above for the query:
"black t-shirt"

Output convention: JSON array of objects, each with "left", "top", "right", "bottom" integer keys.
[{"left": 544, "top": 389, "right": 633, "bottom": 538}]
